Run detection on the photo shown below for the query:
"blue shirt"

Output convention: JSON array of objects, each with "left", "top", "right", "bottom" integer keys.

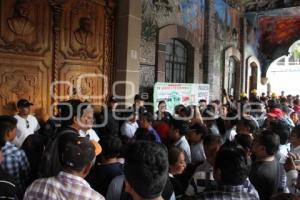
[{"left": 148, "top": 127, "right": 161, "bottom": 143}]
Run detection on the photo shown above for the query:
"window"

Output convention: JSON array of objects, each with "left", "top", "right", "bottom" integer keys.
[
  {"left": 227, "top": 57, "right": 237, "bottom": 96},
  {"left": 165, "top": 39, "right": 187, "bottom": 83}
]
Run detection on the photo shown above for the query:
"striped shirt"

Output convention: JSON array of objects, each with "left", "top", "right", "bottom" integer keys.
[
  {"left": 0, "top": 168, "right": 17, "bottom": 199},
  {"left": 1, "top": 142, "right": 30, "bottom": 194},
  {"left": 196, "top": 184, "right": 259, "bottom": 200},
  {"left": 24, "top": 171, "right": 105, "bottom": 200}
]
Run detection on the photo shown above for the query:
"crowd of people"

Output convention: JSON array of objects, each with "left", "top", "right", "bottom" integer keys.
[{"left": 1, "top": 90, "right": 300, "bottom": 200}]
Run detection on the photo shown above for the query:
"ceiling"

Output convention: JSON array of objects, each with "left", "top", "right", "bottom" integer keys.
[{"left": 226, "top": 0, "right": 300, "bottom": 12}]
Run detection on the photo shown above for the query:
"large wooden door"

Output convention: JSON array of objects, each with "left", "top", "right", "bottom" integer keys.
[{"left": 0, "top": 0, "right": 115, "bottom": 117}]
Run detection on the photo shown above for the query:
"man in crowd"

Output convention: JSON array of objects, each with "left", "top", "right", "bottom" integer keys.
[
  {"left": 124, "top": 141, "right": 169, "bottom": 200},
  {"left": 13, "top": 99, "right": 40, "bottom": 147},
  {"left": 0, "top": 115, "right": 30, "bottom": 198},
  {"left": 197, "top": 143, "right": 259, "bottom": 199},
  {"left": 0, "top": 116, "right": 18, "bottom": 199},
  {"left": 250, "top": 130, "right": 280, "bottom": 200},
  {"left": 24, "top": 132, "right": 104, "bottom": 200}
]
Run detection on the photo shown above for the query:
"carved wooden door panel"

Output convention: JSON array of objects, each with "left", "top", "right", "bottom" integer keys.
[
  {"left": 0, "top": 0, "right": 52, "bottom": 116},
  {"left": 0, "top": 0, "right": 115, "bottom": 116}
]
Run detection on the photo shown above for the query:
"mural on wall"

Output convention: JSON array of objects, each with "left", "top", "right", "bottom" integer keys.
[
  {"left": 214, "top": 0, "right": 240, "bottom": 46},
  {"left": 213, "top": 0, "right": 241, "bottom": 95},
  {"left": 242, "top": 0, "right": 300, "bottom": 12},
  {"left": 245, "top": 17, "right": 258, "bottom": 58},
  {"left": 140, "top": 0, "right": 205, "bottom": 92},
  {"left": 258, "top": 15, "right": 300, "bottom": 75}
]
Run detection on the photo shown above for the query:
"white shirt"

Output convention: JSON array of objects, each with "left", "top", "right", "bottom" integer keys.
[
  {"left": 175, "top": 136, "right": 191, "bottom": 163},
  {"left": 120, "top": 121, "right": 138, "bottom": 139},
  {"left": 223, "top": 128, "right": 237, "bottom": 142},
  {"left": 79, "top": 129, "right": 100, "bottom": 142},
  {"left": 291, "top": 145, "right": 300, "bottom": 155},
  {"left": 13, "top": 114, "right": 40, "bottom": 147},
  {"left": 190, "top": 142, "right": 206, "bottom": 164}
]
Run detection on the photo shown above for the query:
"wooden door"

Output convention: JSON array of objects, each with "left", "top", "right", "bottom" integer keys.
[{"left": 0, "top": 0, "right": 115, "bottom": 118}]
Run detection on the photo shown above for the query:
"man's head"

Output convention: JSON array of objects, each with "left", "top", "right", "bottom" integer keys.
[
  {"left": 269, "top": 119, "right": 290, "bottom": 145},
  {"left": 59, "top": 132, "right": 96, "bottom": 178},
  {"left": 158, "top": 100, "right": 166, "bottom": 113},
  {"left": 17, "top": 99, "right": 33, "bottom": 116},
  {"left": 252, "top": 130, "right": 280, "bottom": 159},
  {"left": 139, "top": 113, "right": 154, "bottom": 129},
  {"left": 169, "top": 119, "right": 189, "bottom": 142},
  {"left": 203, "top": 134, "right": 223, "bottom": 166},
  {"left": 101, "top": 135, "right": 122, "bottom": 160},
  {"left": 236, "top": 117, "right": 257, "bottom": 134},
  {"left": 124, "top": 141, "right": 168, "bottom": 200},
  {"left": 134, "top": 94, "right": 144, "bottom": 107},
  {"left": 214, "top": 142, "right": 250, "bottom": 186},
  {"left": 168, "top": 145, "right": 186, "bottom": 175},
  {"left": 60, "top": 99, "right": 94, "bottom": 131},
  {"left": 186, "top": 123, "right": 208, "bottom": 144},
  {"left": 199, "top": 99, "right": 207, "bottom": 110},
  {"left": 0, "top": 115, "right": 17, "bottom": 144},
  {"left": 289, "top": 125, "right": 300, "bottom": 148},
  {"left": 291, "top": 112, "right": 299, "bottom": 124},
  {"left": 107, "top": 96, "right": 118, "bottom": 110}
]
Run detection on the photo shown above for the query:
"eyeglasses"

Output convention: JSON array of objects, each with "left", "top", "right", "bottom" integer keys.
[{"left": 26, "top": 120, "right": 29, "bottom": 129}]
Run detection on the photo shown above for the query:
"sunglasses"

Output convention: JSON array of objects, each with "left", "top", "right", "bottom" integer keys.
[{"left": 26, "top": 120, "right": 29, "bottom": 128}]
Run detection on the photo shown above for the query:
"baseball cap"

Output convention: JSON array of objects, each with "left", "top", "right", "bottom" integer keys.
[
  {"left": 251, "top": 89, "right": 257, "bottom": 94},
  {"left": 134, "top": 94, "right": 141, "bottom": 101},
  {"left": 267, "top": 108, "right": 284, "bottom": 119},
  {"left": 240, "top": 92, "right": 247, "bottom": 98},
  {"left": 60, "top": 134, "right": 99, "bottom": 170},
  {"left": 17, "top": 99, "right": 33, "bottom": 108}
]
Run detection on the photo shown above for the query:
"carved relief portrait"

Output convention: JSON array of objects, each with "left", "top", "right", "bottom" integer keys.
[
  {"left": 74, "top": 17, "right": 93, "bottom": 47},
  {"left": 7, "top": 0, "right": 35, "bottom": 36},
  {"left": 70, "top": 16, "right": 96, "bottom": 58}
]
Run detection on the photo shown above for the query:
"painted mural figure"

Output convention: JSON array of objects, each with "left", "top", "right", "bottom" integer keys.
[
  {"left": 74, "top": 17, "right": 93, "bottom": 48},
  {"left": 7, "top": 0, "right": 35, "bottom": 36}
]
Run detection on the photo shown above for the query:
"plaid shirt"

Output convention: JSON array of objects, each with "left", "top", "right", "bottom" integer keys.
[
  {"left": 24, "top": 171, "right": 105, "bottom": 200},
  {"left": 1, "top": 142, "right": 30, "bottom": 193},
  {"left": 196, "top": 184, "right": 259, "bottom": 200}
]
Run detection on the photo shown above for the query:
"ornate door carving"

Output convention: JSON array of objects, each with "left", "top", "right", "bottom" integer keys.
[
  {"left": 0, "top": 0, "right": 51, "bottom": 116},
  {"left": 0, "top": 0, "right": 115, "bottom": 116}
]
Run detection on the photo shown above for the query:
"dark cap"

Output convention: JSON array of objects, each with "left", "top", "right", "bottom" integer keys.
[
  {"left": 108, "top": 96, "right": 118, "bottom": 103},
  {"left": 171, "top": 119, "right": 191, "bottom": 135},
  {"left": 188, "top": 123, "right": 208, "bottom": 135},
  {"left": 60, "top": 134, "right": 96, "bottom": 170},
  {"left": 134, "top": 94, "right": 141, "bottom": 101},
  {"left": 17, "top": 99, "right": 33, "bottom": 108}
]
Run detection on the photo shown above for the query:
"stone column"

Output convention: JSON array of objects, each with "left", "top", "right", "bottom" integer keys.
[
  {"left": 203, "top": 0, "right": 219, "bottom": 100},
  {"left": 114, "top": 0, "right": 141, "bottom": 106}
]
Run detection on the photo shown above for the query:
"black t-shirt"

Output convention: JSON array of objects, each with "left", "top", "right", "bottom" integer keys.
[
  {"left": 169, "top": 175, "right": 184, "bottom": 199},
  {"left": 0, "top": 168, "right": 17, "bottom": 199},
  {"left": 249, "top": 159, "right": 280, "bottom": 200},
  {"left": 87, "top": 162, "right": 123, "bottom": 196}
]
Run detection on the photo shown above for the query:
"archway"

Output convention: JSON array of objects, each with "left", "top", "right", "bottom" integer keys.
[
  {"left": 246, "top": 56, "right": 262, "bottom": 95},
  {"left": 266, "top": 40, "right": 300, "bottom": 96},
  {"left": 156, "top": 24, "right": 200, "bottom": 83},
  {"left": 224, "top": 47, "right": 241, "bottom": 100}
]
